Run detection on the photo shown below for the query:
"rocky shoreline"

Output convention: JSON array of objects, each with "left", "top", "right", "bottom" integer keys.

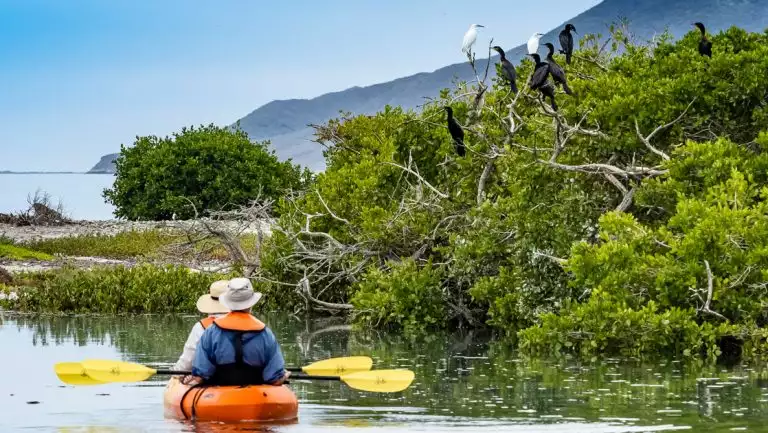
[{"left": 0, "top": 218, "right": 272, "bottom": 243}]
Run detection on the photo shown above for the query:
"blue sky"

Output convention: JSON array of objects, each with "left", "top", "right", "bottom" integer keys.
[{"left": 0, "top": 0, "right": 599, "bottom": 171}]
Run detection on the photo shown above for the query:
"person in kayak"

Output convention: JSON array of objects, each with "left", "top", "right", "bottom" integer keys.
[
  {"left": 172, "top": 279, "right": 231, "bottom": 372},
  {"left": 181, "top": 277, "right": 290, "bottom": 386}
]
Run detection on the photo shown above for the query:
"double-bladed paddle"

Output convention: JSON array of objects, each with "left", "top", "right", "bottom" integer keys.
[
  {"left": 54, "top": 355, "right": 371, "bottom": 386},
  {"left": 55, "top": 357, "right": 414, "bottom": 393}
]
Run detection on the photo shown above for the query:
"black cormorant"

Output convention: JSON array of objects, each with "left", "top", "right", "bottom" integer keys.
[
  {"left": 444, "top": 106, "right": 466, "bottom": 157},
  {"left": 540, "top": 82, "right": 558, "bottom": 111},
  {"left": 694, "top": 22, "right": 712, "bottom": 57},
  {"left": 492, "top": 46, "right": 518, "bottom": 94},
  {"left": 544, "top": 43, "right": 573, "bottom": 95},
  {"left": 528, "top": 54, "right": 557, "bottom": 111},
  {"left": 528, "top": 53, "right": 549, "bottom": 90},
  {"left": 558, "top": 23, "right": 577, "bottom": 64}
]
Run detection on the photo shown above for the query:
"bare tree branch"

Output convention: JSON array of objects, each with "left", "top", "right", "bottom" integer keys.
[
  {"left": 533, "top": 249, "right": 568, "bottom": 267},
  {"left": 604, "top": 173, "right": 629, "bottom": 194},
  {"left": 384, "top": 162, "right": 449, "bottom": 199},
  {"left": 634, "top": 99, "right": 696, "bottom": 162},
  {"left": 477, "top": 159, "right": 495, "bottom": 205},
  {"left": 298, "top": 275, "right": 354, "bottom": 311},
  {"left": 615, "top": 187, "right": 636, "bottom": 212},
  {"left": 700, "top": 260, "right": 727, "bottom": 321},
  {"left": 540, "top": 160, "right": 668, "bottom": 177},
  {"left": 315, "top": 190, "right": 350, "bottom": 224}
]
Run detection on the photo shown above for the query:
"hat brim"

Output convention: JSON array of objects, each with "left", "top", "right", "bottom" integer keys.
[
  {"left": 220, "top": 291, "right": 263, "bottom": 311},
  {"left": 196, "top": 294, "right": 230, "bottom": 314}
]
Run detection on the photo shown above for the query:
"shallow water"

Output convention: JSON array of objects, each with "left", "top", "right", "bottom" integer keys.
[{"left": 1, "top": 313, "right": 768, "bottom": 432}]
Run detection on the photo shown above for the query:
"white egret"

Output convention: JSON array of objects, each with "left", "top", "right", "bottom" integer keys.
[
  {"left": 462, "top": 24, "right": 485, "bottom": 56},
  {"left": 527, "top": 32, "right": 544, "bottom": 55}
]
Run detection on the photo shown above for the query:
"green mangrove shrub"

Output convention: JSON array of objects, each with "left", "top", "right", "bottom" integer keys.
[
  {"left": 351, "top": 259, "right": 445, "bottom": 333},
  {"left": 103, "top": 124, "right": 311, "bottom": 220},
  {"left": 4, "top": 264, "right": 231, "bottom": 313},
  {"left": 248, "top": 25, "right": 768, "bottom": 358}
]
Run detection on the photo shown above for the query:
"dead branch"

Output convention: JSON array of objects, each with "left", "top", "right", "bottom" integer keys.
[
  {"left": 540, "top": 160, "right": 668, "bottom": 177},
  {"left": 384, "top": 161, "right": 449, "bottom": 199},
  {"left": 298, "top": 275, "right": 353, "bottom": 311},
  {"left": 615, "top": 187, "right": 636, "bottom": 212},
  {"left": 477, "top": 159, "right": 495, "bottom": 205},
  {"left": 700, "top": 260, "right": 727, "bottom": 321},
  {"left": 532, "top": 249, "right": 568, "bottom": 267},
  {"left": 634, "top": 99, "right": 696, "bottom": 161},
  {"left": 604, "top": 173, "right": 628, "bottom": 194},
  {"left": 572, "top": 53, "right": 609, "bottom": 72},
  {"left": 315, "top": 190, "right": 350, "bottom": 224},
  {"left": 174, "top": 197, "right": 272, "bottom": 277}
]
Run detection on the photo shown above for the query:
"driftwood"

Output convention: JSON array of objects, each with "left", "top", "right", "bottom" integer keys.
[{"left": 1, "top": 190, "right": 70, "bottom": 227}]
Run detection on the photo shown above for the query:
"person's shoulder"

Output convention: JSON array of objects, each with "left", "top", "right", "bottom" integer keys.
[
  {"left": 199, "top": 322, "right": 223, "bottom": 341},
  {"left": 260, "top": 326, "right": 278, "bottom": 343}
]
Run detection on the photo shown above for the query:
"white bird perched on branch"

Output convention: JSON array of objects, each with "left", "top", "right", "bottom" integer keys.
[
  {"left": 527, "top": 32, "right": 544, "bottom": 54},
  {"left": 462, "top": 24, "right": 485, "bottom": 56}
]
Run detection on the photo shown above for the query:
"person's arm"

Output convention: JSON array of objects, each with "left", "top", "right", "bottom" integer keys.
[
  {"left": 183, "top": 327, "right": 217, "bottom": 385},
  {"left": 261, "top": 329, "right": 289, "bottom": 385},
  {"left": 172, "top": 322, "right": 203, "bottom": 372}
]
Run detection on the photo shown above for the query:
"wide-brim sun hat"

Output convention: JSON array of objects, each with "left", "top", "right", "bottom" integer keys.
[
  {"left": 196, "top": 280, "right": 231, "bottom": 314},
  {"left": 220, "top": 277, "right": 263, "bottom": 311}
]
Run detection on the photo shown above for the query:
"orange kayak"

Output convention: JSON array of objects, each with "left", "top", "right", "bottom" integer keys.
[{"left": 163, "top": 376, "right": 299, "bottom": 423}]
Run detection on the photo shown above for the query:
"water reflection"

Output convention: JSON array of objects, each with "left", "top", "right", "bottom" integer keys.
[{"left": 3, "top": 312, "right": 768, "bottom": 432}]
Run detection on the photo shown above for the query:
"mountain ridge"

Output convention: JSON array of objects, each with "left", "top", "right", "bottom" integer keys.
[
  {"left": 91, "top": 0, "right": 768, "bottom": 173},
  {"left": 231, "top": 0, "right": 767, "bottom": 171}
]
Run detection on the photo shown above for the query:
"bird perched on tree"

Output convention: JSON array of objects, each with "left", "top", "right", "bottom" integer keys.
[
  {"left": 462, "top": 24, "right": 485, "bottom": 56},
  {"left": 543, "top": 43, "right": 573, "bottom": 95},
  {"left": 693, "top": 22, "right": 712, "bottom": 57},
  {"left": 444, "top": 106, "right": 466, "bottom": 157},
  {"left": 492, "top": 46, "right": 518, "bottom": 94},
  {"left": 528, "top": 54, "right": 557, "bottom": 111},
  {"left": 558, "top": 24, "right": 577, "bottom": 64},
  {"left": 527, "top": 32, "right": 544, "bottom": 55}
]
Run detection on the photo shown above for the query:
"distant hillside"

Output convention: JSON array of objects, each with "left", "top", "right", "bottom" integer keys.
[
  {"left": 92, "top": 0, "right": 768, "bottom": 173},
  {"left": 233, "top": 0, "right": 768, "bottom": 171},
  {"left": 88, "top": 153, "right": 118, "bottom": 174}
]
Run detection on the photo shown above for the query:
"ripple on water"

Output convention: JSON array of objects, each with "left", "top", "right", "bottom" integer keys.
[{"left": 2, "top": 313, "right": 768, "bottom": 432}]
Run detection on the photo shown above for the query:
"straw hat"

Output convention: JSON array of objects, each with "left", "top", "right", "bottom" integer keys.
[
  {"left": 196, "top": 280, "right": 231, "bottom": 314},
  {"left": 220, "top": 277, "right": 263, "bottom": 311}
]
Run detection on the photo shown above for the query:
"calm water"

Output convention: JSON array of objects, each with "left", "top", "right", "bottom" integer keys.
[
  {"left": 0, "top": 174, "right": 115, "bottom": 220},
  {"left": 1, "top": 312, "right": 768, "bottom": 432}
]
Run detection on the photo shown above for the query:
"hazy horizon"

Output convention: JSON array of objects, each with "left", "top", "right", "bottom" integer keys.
[{"left": 0, "top": 0, "right": 600, "bottom": 172}]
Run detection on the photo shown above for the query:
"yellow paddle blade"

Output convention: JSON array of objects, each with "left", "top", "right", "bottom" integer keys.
[
  {"left": 301, "top": 356, "right": 373, "bottom": 376},
  {"left": 81, "top": 359, "right": 158, "bottom": 383},
  {"left": 340, "top": 369, "right": 415, "bottom": 393},
  {"left": 54, "top": 362, "right": 105, "bottom": 386}
]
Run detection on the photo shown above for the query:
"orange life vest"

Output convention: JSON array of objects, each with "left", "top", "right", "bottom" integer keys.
[
  {"left": 199, "top": 316, "right": 216, "bottom": 329},
  {"left": 213, "top": 312, "right": 266, "bottom": 332},
  {"left": 206, "top": 312, "right": 268, "bottom": 386}
]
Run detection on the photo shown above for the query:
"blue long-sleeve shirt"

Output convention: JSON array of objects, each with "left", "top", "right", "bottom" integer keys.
[{"left": 191, "top": 324, "right": 286, "bottom": 384}]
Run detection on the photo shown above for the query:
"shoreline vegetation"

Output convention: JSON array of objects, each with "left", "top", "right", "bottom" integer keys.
[{"left": 4, "top": 24, "right": 768, "bottom": 363}]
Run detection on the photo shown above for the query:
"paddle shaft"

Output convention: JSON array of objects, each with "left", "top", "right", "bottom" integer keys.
[{"left": 153, "top": 370, "right": 340, "bottom": 381}]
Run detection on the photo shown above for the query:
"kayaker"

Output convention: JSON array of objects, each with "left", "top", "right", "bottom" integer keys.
[
  {"left": 172, "top": 280, "right": 231, "bottom": 372},
  {"left": 181, "top": 277, "right": 290, "bottom": 386}
]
